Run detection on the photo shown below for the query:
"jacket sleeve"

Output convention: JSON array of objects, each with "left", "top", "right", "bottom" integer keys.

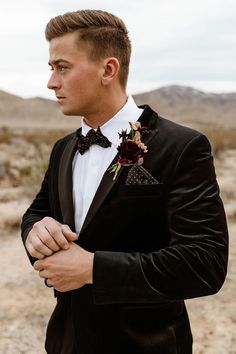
[
  {"left": 21, "top": 139, "right": 62, "bottom": 265},
  {"left": 93, "top": 134, "right": 229, "bottom": 304},
  {"left": 21, "top": 168, "right": 51, "bottom": 264}
]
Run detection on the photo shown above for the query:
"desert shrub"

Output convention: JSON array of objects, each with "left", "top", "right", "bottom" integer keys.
[
  {"left": 203, "top": 129, "right": 236, "bottom": 157},
  {"left": 21, "top": 129, "right": 72, "bottom": 146},
  {"left": 0, "top": 126, "right": 12, "bottom": 144},
  {"left": 0, "top": 128, "right": 73, "bottom": 192}
]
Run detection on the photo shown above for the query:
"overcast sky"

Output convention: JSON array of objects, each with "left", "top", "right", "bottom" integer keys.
[{"left": 0, "top": 0, "right": 235, "bottom": 99}]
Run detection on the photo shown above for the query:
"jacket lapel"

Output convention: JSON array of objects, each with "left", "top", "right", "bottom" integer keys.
[
  {"left": 58, "top": 133, "right": 78, "bottom": 231},
  {"left": 79, "top": 105, "right": 159, "bottom": 235},
  {"left": 79, "top": 152, "right": 122, "bottom": 235}
]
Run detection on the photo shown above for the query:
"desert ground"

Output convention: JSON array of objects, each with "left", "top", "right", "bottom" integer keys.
[{"left": 0, "top": 141, "right": 235, "bottom": 353}]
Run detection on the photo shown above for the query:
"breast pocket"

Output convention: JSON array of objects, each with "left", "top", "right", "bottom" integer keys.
[
  {"left": 116, "top": 183, "right": 165, "bottom": 232},
  {"left": 97, "top": 183, "right": 167, "bottom": 251}
]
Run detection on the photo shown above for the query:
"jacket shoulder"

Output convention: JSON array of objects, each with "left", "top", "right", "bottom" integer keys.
[
  {"left": 157, "top": 114, "right": 203, "bottom": 141},
  {"left": 140, "top": 104, "right": 203, "bottom": 142},
  {"left": 155, "top": 114, "right": 212, "bottom": 164},
  {"left": 50, "top": 131, "right": 76, "bottom": 155}
]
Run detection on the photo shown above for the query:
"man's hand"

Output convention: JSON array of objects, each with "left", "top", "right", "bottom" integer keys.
[
  {"left": 33, "top": 243, "right": 94, "bottom": 292},
  {"left": 25, "top": 216, "right": 78, "bottom": 259}
]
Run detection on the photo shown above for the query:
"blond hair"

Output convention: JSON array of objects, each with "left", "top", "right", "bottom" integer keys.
[{"left": 45, "top": 9, "right": 131, "bottom": 88}]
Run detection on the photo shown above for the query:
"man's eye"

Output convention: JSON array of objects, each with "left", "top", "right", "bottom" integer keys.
[
  {"left": 48, "top": 65, "right": 67, "bottom": 72},
  {"left": 58, "top": 66, "right": 66, "bottom": 72}
]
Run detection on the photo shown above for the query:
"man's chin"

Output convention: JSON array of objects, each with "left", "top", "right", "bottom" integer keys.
[{"left": 59, "top": 107, "right": 78, "bottom": 116}]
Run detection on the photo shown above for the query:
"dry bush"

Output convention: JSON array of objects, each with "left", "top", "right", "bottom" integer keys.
[
  {"left": 202, "top": 129, "right": 236, "bottom": 157},
  {"left": 0, "top": 200, "right": 28, "bottom": 232},
  {"left": 20, "top": 129, "right": 73, "bottom": 196},
  {"left": 0, "top": 128, "right": 73, "bottom": 193},
  {"left": 224, "top": 202, "right": 236, "bottom": 223},
  {"left": 0, "top": 126, "right": 13, "bottom": 144},
  {"left": 21, "top": 129, "right": 72, "bottom": 146},
  {"left": 23, "top": 150, "right": 51, "bottom": 198}
]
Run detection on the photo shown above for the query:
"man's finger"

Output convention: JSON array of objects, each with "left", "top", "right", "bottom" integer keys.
[
  {"left": 26, "top": 240, "right": 46, "bottom": 259},
  {"left": 34, "top": 259, "right": 44, "bottom": 271},
  {"left": 38, "top": 226, "right": 60, "bottom": 252},
  {"left": 44, "top": 223, "right": 70, "bottom": 250},
  {"left": 33, "top": 235, "right": 54, "bottom": 256},
  {"left": 61, "top": 225, "right": 78, "bottom": 241}
]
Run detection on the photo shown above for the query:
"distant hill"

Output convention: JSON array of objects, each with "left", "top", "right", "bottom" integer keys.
[
  {"left": 0, "top": 86, "right": 236, "bottom": 130},
  {"left": 134, "top": 85, "right": 236, "bottom": 129},
  {"left": 0, "top": 90, "right": 80, "bottom": 130}
]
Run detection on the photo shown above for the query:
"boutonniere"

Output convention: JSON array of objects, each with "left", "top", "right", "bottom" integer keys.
[{"left": 108, "top": 121, "right": 150, "bottom": 180}]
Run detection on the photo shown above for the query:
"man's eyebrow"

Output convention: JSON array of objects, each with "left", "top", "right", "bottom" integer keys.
[{"left": 48, "top": 59, "right": 71, "bottom": 66}]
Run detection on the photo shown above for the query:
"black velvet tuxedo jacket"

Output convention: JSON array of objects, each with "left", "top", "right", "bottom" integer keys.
[{"left": 21, "top": 105, "right": 228, "bottom": 354}]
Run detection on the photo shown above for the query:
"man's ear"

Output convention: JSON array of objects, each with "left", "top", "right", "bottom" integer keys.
[{"left": 101, "top": 57, "right": 120, "bottom": 85}]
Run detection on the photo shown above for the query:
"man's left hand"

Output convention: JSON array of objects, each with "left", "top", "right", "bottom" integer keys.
[{"left": 33, "top": 243, "right": 94, "bottom": 292}]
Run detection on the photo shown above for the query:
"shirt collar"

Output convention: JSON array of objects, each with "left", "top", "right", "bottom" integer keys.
[{"left": 81, "top": 96, "right": 144, "bottom": 147}]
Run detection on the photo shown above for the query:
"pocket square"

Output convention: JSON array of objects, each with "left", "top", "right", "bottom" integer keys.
[{"left": 125, "top": 164, "right": 159, "bottom": 185}]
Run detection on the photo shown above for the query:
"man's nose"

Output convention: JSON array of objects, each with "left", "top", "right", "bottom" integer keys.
[{"left": 47, "top": 72, "right": 61, "bottom": 90}]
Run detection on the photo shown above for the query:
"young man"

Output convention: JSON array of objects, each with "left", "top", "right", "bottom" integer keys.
[{"left": 21, "top": 9, "right": 228, "bottom": 354}]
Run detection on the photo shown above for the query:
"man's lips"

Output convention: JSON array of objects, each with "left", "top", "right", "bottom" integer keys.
[{"left": 56, "top": 96, "right": 66, "bottom": 102}]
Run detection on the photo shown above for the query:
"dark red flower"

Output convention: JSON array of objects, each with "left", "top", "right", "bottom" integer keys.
[
  {"left": 108, "top": 121, "right": 150, "bottom": 180},
  {"left": 117, "top": 140, "right": 142, "bottom": 164}
]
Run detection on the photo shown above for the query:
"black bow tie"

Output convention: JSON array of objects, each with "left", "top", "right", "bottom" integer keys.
[{"left": 76, "top": 127, "right": 111, "bottom": 155}]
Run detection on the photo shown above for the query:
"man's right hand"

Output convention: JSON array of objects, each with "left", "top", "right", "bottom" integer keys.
[{"left": 25, "top": 217, "right": 78, "bottom": 259}]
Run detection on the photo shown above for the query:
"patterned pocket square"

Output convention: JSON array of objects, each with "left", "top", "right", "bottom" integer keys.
[{"left": 125, "top": 164, "right": 159, "bottom": 185}]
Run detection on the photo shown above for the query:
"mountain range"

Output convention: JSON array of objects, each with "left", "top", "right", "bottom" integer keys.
[{"left": 0, "top": 85, "right": 235, "bottom": 130}]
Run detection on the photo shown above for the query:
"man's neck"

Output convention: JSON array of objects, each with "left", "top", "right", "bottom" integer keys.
[{"left": 83, "top": 91, "right": 128, "bottom": 129}]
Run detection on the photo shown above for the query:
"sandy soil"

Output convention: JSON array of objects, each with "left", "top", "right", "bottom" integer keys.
[
  {"left": 0, "top": 231, "right": 55, "bottom": 354},
  {"left": 0, "top": 149, "right": 235, "bottom": 354}
]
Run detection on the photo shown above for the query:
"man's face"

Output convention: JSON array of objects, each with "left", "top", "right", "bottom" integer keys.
[{"left": 47, "top": 32, "right": 103, "bottom": 117}]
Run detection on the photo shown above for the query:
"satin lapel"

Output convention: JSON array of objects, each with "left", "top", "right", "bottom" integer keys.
[
  {"left": 140, "top": 128, "right": 158, "bottom": 148},
  {"left": 80, "top": 107, "right": 159, "bottom": 235},
  {"left": 79, "top": 152, "right": 121, "bottom": 235},
  {"left": 58, "top": 133, "right": 78, "bottom": 231}
]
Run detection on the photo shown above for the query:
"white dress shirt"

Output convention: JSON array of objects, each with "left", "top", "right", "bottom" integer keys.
[{"left": 72, "top": 96, "right": 144, "bottom": 234}]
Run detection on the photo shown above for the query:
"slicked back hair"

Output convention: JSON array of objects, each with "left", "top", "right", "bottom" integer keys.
[{"left": 45, "top": 9, "right": 131, "bottom": 88}]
